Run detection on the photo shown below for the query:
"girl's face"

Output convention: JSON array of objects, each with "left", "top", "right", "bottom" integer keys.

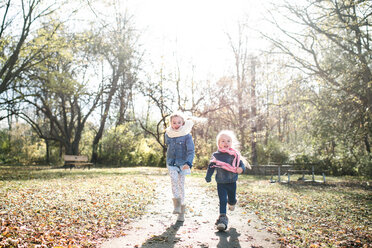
[
  {"left": 171, "top": 116, "right": 184, "bottom": 130},
  {"left": 218, "top": 134, "right": 232, "bottom": 150}
]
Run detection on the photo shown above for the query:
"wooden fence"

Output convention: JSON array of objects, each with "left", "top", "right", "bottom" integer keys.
[{"left": 248, "top": 164, "right": 326, "bottom": 183}]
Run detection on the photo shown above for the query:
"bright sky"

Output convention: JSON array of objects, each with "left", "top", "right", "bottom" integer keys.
[{"left": 125, "top": 0, "right": 270, "bottom": 80}]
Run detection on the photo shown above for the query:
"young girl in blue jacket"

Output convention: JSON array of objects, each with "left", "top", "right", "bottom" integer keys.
[
  {"left": 205, "top": 130, "right": 251, "bottom": 231},
  {"left": 165, "top": 112, "right": 195, "bottom": 222}
]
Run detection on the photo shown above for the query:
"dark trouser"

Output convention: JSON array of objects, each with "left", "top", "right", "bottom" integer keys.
[{"left": 217, "top": 182, "right": 237, "bottom": 214}]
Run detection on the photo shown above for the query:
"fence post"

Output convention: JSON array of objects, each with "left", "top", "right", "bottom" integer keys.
[{"left": 278, "top": 165, "right": 281, "bottom": 183}]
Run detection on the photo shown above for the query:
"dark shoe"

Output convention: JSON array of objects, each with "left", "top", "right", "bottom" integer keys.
[{"left": 215, "top": 214, "right": 228, "bottom": 231}]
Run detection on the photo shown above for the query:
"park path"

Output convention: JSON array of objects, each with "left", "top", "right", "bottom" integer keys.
[{"left": 99, "top": 174, "right": 280, "bottom": 248}]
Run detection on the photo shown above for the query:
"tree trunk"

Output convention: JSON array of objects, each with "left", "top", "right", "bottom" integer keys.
[
  {"left": 278, "top": 106, "right": 282, "bottom": 142},
  {"left": 59, "top": 143, "right": 63, "bottom": 157},
  {"left": 365, "top": 134, "right": 371, "bottom": 153},
  {"left": 65, "top": 144, "right": 74, "bottom": 155},
  {"left": 91, "top": 76, "right": 119, "bottom": 163},
  {"left": 117, "top": 82, "right": 133, "bottom": 126},
  {"left": 237, "top": 74, "right": 245, "bottom": 150},
  {"left": 250, "top": 57, "right": 258, "bottom": 166},
  {"left": 45, "top": 139, "right": 50, "bottom": 164},
  {"left": 117, "top": 94, "right": 126, "bottom": 126},
  {"left": 265, "top": 85, "right": 269, "bottom": 146}
]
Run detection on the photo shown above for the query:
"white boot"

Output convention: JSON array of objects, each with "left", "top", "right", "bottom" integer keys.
[
  {"left": 172, "top": 198, "right": 181, "bottom": 214},
  {"left": 228, "top": 203, "right": 236, "bottom": 211},
  {"left": 177, "top": 205, "right": 186, "bottom": 222}
]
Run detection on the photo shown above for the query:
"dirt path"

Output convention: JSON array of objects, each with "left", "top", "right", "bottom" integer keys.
[{"left": 99, "top": 175, "right": 280, "bottom": 248}]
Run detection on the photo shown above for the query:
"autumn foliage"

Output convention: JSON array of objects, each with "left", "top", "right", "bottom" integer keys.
[
  {"left": 0, "top": 167, "right": 156, "bottom": 247},
  {"left": 238, "top": 178, "right": 371, "bottom": 247}
]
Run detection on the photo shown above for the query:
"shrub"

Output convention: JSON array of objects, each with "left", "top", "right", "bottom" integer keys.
[
  {"left": 133, "top": 138, "right": 162, "bottom": 167},
  {"left": 358, "top": 155, "right": 372, "bottom": 178},
  {"left": 256, "top": 140, "right": 289, "bottom": 165},
  {"left": 99, "top": 124, "right": 163, "bottom": 167},
  {"left": 0, "top": 124, "right": 50, "bottom": 165}
]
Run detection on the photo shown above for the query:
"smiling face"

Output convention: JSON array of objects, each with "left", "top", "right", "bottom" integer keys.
[
  {"left": 171, "top": 116, "right": 184, "bottom": 130},
  {"left": 218, "top": 134, "right": 232, "bottom": 150}
]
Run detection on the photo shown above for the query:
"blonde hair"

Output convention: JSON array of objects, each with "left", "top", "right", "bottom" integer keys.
[
  {"left": 169, "top": 111, "right": 186, "bottom": 125},
  {"left": 216, "top": 130, "right": 240, "bottom": 150},
  {"left": 216, "top": 130, "right": 250, "bottom": 167}
]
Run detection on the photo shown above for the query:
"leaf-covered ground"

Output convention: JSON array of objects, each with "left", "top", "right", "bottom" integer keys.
[
  {"left": 0, "top": 167, "right": 157, "bottom": 248},
  {"left": 1, "top": 167, "right": 371, "bottom": 248},
  {"left": 238, "top": 176, "right": 372, "bottom": 248}
]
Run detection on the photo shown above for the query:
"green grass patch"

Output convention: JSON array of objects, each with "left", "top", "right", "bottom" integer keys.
[
  {"left": 0, "top": 167, "right": 159, "bottom": 247},
  {"left": 238, "top": 175, "right": 372, "bottom": 247}
]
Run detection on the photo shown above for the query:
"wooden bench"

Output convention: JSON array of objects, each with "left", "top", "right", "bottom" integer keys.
[{"left": 63, "top": 155, "right": 93, "bottom": 170}]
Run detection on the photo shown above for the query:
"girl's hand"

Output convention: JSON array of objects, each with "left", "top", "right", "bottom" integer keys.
[
  {"left": 182, "top": 164, "right": 190, "bottom": 170},
  {"left": 237, "top": 167, "right": 243, "bottom": 174}
]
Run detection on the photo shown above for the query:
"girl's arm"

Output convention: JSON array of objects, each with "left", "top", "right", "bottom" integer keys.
[
  {"left": 238, "top": 160, "right": 246, "bottom": 173},
  {"left": 164, "top": 133, "right": 169, "bottom": 145},
  {"left": 205, "top": 162, "right": 215, "bottom": 182},
  {"left": 185, "top": 134, "right": 195, "bottom": 168}
]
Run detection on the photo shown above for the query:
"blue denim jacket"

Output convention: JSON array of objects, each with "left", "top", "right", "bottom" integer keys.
[
  {"left": 205, "top": 151, "right": 246, "bottom": 183},
  {"left": 165, "top": 133, "right": 195, "bottom": 168}
]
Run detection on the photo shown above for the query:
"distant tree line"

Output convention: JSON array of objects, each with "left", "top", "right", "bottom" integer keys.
[{"left": 0, "top": 0, "right": 370, "bottom": 177}]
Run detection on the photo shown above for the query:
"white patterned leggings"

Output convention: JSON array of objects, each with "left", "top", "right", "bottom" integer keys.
[{"left": 168, "top": 169, "right": 186, "bottom": 204}]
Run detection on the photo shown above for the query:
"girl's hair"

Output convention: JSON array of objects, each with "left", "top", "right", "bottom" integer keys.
[
  {"left": 168, "top": 111, "right": 207, "bottom": 127},
  {"left": 169, "top": 111, "right": 186, "bottom": 125},
  {"left": 216, "top": 130, "right": 250, "bottom": 167},
  {"left": 216, "top": 130, "right": 240, "bottom": 150}
]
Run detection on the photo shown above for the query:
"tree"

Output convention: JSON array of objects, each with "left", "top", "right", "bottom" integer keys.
[
  {"left": 137, "top": 65, "right": 174, "bottom": 165},
  {"left": 14, "top": 26, "right": 101, "bottom": 156},
  {"left": 262, "top": 0, "right": 372, "bottom": 173},
  {"left": 0, "top": 0, "right": 59, "bottom": 105},
  {"left": 90, "top": 15, "right": 141, "bottom": 163},
  {"left": 250, "top": 56, "right": 258, "bottom": 165},
  {"left": 227, "top": 23, "right": 250, "bottom": 151}
]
